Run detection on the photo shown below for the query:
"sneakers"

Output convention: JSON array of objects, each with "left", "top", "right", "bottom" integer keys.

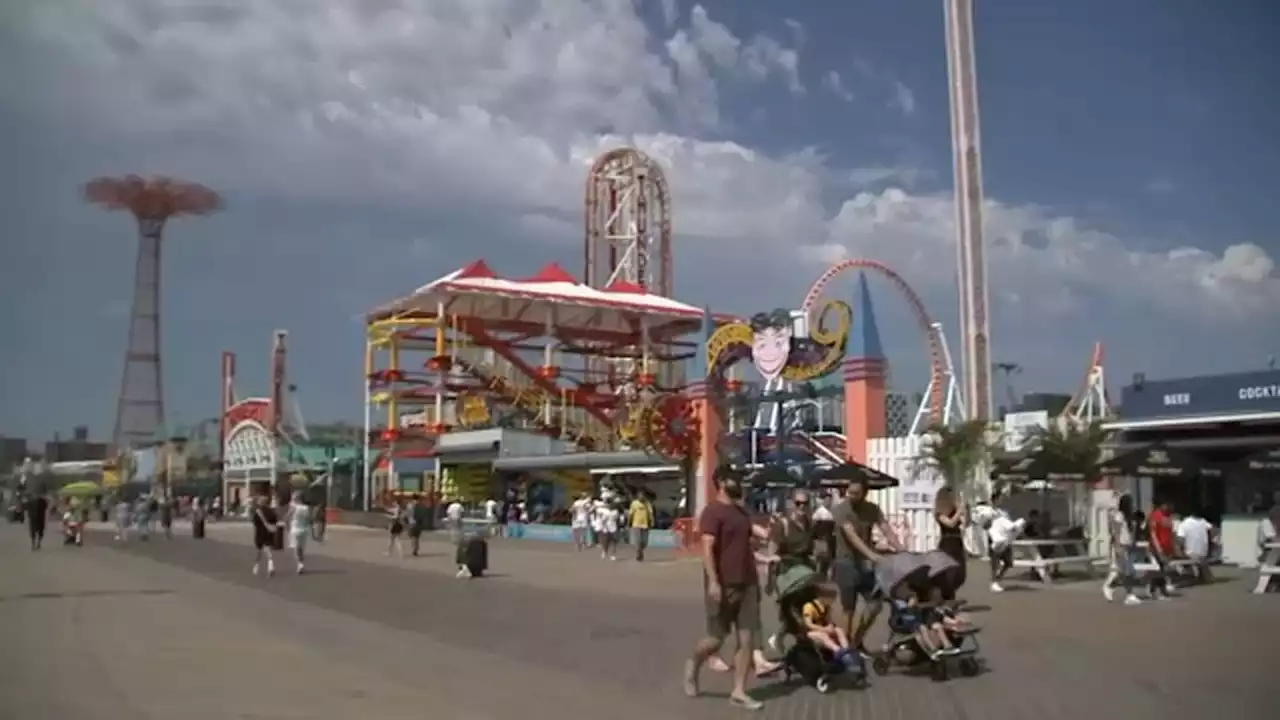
[
  {"left": 767, "top": 633, "right": 782, "bottom": 654},
  {"left": 456, "top": 566, "right": 470, "bottom": 578},
  {"left": 1103, "top": 584, "right": 1115, "bottom": 602},
  {"left": 1123, "top": 594, "right": 1142, "bottom": 606},
  {"left": 266, "top": 562, "right": 275, "bottom": 577},
  {"left": 990, "top": 582, "right": 1005, "bottom": 593},
  {"left": 296, "top": 563, "right": 305, "bottom": 575}
]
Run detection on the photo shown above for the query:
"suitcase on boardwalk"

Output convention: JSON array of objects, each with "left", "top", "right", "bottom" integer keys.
[
  {"left": 455, "top": 536, "right": 488, "bottom": 577},
  {"left": 193, "top": 518, "right": 206, "bottom": 539}
]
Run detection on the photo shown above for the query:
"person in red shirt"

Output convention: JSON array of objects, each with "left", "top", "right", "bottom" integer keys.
[{"left": 1147, "top": 500, "right": 1177, "bottom": 599}]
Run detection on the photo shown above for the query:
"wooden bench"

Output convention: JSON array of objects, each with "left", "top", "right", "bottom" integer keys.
[
  {"left": 1253, "top": 543, "right": 1280, "bottom": 595},
  {"left": 1011, "top": 539, "right": 1103, "bottom": 583}
]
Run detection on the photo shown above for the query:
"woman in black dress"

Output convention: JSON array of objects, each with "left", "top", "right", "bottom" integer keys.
[
  {"left": 934, "top": 486, "right": 966, "bottom": 599},
  {"left": 386, "top": 500, "right": 406, "bottom": 557}
]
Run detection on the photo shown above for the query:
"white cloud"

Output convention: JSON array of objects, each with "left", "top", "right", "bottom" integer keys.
[
  {"left": 823, "top": 70, "right": 854, "bottom": 102},
  {"left": 891, "top": 80, "right": 917, "bottom": 116},
  {"left": 6, "top": 0, "right": 1278, "bottom": 329}
]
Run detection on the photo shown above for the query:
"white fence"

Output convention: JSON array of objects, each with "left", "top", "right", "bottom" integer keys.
[{"left": 865, "top": 436, "right": 946, "bottom": 553}]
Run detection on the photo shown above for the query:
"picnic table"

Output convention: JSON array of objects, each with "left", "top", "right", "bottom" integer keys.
[
  {"left": 1253, "top": 542, "right": 1280, "bottom": 595},
  {"left": 1011, "top": 537, "right": 1102, "bottom": 583},
  {"left": 1131, "top": 542, "right": 1200, "bottom": 589}
]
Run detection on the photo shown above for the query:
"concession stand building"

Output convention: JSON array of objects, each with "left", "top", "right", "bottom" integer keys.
[{"left": 1104, "top": 368, "right": 1280, "bottom": 565}]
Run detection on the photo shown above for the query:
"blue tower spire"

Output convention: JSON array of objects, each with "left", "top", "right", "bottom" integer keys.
[
  {"left": 693, "top": 305, "right": 714, "bottom": 379},
  {"left": 849, "top": 271, "right": 885, "bottom": 359}
]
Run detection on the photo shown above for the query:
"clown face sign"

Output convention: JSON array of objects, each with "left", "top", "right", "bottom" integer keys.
[{"left": 750, "top": 309, "right": 792, "bottom": 381}]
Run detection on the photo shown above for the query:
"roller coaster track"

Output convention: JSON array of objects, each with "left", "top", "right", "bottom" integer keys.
[{"left": 453, "top": 345, "right": 613, "bottom": 452}]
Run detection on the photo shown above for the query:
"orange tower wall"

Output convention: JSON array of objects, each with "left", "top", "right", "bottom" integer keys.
[{"left": 843, "top": 357, "right": 887, "bottom": 464}]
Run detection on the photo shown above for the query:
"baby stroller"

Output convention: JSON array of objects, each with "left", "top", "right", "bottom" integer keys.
[
  {"left": 869, "top": 553, "right": 982, "bottom": 682},
  {"left": 774, "top": 562, "right": 865, "bottom": 693},
  {"left": 61, "top": 512, "right": 84, "bottom": 547}
]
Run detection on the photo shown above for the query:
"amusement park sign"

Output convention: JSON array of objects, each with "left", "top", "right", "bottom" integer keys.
[{"left": 1120, "top": 369, "right": 1280, "bottom": 420}]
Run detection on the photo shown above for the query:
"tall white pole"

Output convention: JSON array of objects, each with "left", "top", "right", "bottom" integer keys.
[{"left": 944, "top": 0, "right": 994, "bottom": 422}]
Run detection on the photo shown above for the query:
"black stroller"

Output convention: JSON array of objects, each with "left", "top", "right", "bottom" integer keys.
[
  {"left": 774, "top": 562, "right": 865, "bottom": 693},
  {"left": 869, "top": 553, "right": 982, "bottom": 682}
]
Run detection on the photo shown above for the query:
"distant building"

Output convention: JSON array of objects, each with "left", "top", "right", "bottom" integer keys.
[
  {"left": 44, "top": 429, "right": 109, "bottom": 464},
  {"left": 0, "top": 436, "right": 28, "bottom": 471},
  {"left": 1017, "top": 393, "right": 1072, "bottom": 416}
]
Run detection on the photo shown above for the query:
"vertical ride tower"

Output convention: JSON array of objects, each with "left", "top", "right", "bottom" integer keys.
[
  {"left": 944, "top": 0, "right": 994, "bottom": 420},
  {"left": 583, "top": 148, "right": 675, "bottom": 386},
  {"left": 583, "top": 148, "right": 673, "bottom": 295},
  {"left": 85, "top": 175, "right": 223, "bottom": 450}
]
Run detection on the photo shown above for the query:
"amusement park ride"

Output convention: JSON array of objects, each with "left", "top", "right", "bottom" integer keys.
[
  {"left": 352, "top": 113, "right": 1119, "bottom": 515},
  {"left": 356, "top": 146, "right": 1005, "bottom": 512}
]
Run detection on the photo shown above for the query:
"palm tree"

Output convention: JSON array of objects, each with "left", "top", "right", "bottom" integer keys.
[
  {"left": 1025, "top": 419, "right": 1111, "bottom": 477},
  {"left": 916, "top": 420, "right": 1001, "bottom": 501}
]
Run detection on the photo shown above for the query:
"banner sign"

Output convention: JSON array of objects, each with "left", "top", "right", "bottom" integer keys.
[{"left": 1120, "top": 370, "right": 1280, "bottom": 420}]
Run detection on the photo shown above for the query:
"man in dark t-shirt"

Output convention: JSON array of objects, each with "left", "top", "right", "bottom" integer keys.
[
  {"left": 831, "top": 477, "right": 902, "bottom": 655},
  {"left": 25, "top": 494, "right": 49, "bottom": 550},
  {"left": 684, "top": 475, "right": 768, "bottom": 711}
]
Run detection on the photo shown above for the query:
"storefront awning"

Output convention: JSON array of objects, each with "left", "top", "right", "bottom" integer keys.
[{"left": 493, "top": 450, "right": 672, "bottom": 472}]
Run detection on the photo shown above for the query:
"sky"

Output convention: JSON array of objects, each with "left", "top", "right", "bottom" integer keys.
[{"left": 1, "top": 0, "right": 1278, "bottom": 441}]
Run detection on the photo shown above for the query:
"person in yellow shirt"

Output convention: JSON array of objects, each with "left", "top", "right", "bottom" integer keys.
[
  {"left": 800, "top": 587, "right": 856, "bottom": 667},
  {"left": 627, "top": 491, "right": 655, "bottom": 561}
]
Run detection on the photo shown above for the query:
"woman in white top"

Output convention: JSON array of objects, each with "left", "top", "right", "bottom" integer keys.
[
  {"left": 1258, "top": 505, "right": 1280, "bottom": 568},
  {"left": 569, "top": 493, "right": 592, "bottom": 551},
  {"left": 1102, "top": 494, "right": 1142, "bottom": 605},
  {"left": 287, "top": 492, "right": 313, "bottom": 574}
]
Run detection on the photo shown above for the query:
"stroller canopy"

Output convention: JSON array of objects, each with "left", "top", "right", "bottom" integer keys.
[
  {"left": 877, "top": 553, "right": 931, "bottom": 595},
  {"left": 921, "top": 550, "right": 958, "bottom": 578}
]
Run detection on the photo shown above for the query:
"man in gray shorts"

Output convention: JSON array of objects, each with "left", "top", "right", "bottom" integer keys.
[{"left": 831, "top": 477, "right": 904, "bottom": 657}]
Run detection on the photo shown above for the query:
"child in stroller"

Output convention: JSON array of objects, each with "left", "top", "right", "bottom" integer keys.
[
  {"left": 869, "top": 553, "right": 981, "bottom": 681},
  {"left": 774, "top": 564, "right": 864, "bottom": 693},
  {"left": 61, "top": 508, "right": 84, "bottom": 546}
]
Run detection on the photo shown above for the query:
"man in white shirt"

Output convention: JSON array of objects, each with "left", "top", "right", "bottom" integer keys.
[
  {"left": 597, "top": 501, "right": 620, "bottom": 561},
  {"left": 570, "top": 493, "right": 592, "bottom": 551},
  {"left": 446, "top": 499, "right": 464, "bottom": 544},
  {"left": 983, "top": 495, "right": 1026, "bottom": 593},
  {"left": 589, "top": 497, "right": 606, "bottom": 547},
  {"left": 1175, "top": 512, "right": 1215, "bottom": 584},
  {"left": 484, "top": 497, "right": 499, "bottom": 536}
]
